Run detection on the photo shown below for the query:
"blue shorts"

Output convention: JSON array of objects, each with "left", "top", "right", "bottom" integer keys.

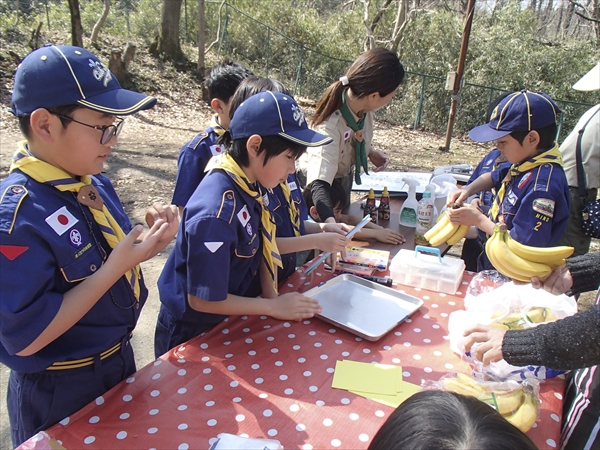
[{"left": 8, "top": 336, "right": 136, "bottom": 448}]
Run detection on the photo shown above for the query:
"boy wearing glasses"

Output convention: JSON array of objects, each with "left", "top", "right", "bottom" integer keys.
[{"left": 0, "top": 44, "right": 179, "bottom": 447}]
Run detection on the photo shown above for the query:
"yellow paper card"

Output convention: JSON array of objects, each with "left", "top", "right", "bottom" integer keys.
[
  {"left": 350, "top": 380, "right": 422, "bottom": 408},
  {"left": 332, "top": 360, "right": 398, "bottom": 395}
]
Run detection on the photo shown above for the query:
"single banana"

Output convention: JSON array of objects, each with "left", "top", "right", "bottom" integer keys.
[
  {"left": 505, "top": 234, "right": 574, "bottom": 264},
  {"left": 487, "top": 388, "right": 524, "bottom": 415},
  {"left": 524, "top": 307, "right": 545, "bottom": 324},
  {"left": 547, "top": 258, "right": 567, "bottom": 269},
  {"left": 424, "top": 213, "right": 451, "bottom": 241},
  {"left": 428, "top": 221, "right": 459, "bottom": 247},
  {"left": 446, "top": 224, "right": 470, "bottom": 245},
  {"left": 442, "top": 377, "right": 484, "bottom": 397},
  {"left": 504, "top": 393, "right": 538, "bottom": 433}
]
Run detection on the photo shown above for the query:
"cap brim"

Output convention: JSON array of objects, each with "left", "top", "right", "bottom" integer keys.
[
  {"left": 279, "top": 129, "right": 333, "bottom": 147},
  {"left": 573, "top": 62, "right": 600, "bottom": 91},
  {"left": 468, "top": 123, "right": 512, "bottom": 142},
  {"left": 77, "top": 88, "right": 157, "bottom": 115}
]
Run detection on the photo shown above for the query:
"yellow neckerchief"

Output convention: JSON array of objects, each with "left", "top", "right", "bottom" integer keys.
[
  {"left": 279, "top": 180, "right": 301, "bottom": 237},
  {"left": 10, "top": 141, "right": 141, "bottom": 299},
  {"left": 210, "top": 115, "right": 226, "bottom": 136},
  {"left": 489, "top": 142, "right": 562, "bottom": 222},
  {"left": 213, "top": 153, "right": 282, "bottom": 293}
]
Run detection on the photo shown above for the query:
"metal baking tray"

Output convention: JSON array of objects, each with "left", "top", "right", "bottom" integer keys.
[{"left": 304, "top": 274, "right": 424, "bottom": 341}]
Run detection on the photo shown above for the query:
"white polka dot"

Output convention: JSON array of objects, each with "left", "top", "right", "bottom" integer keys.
[
  {"left": 227, "top": 365, "right": 236, "bottom": 371},
  {"left": 395, "top": 331, "right": 402, "bottom": 336},
  {"left": 326, "top": 367, "right": 334, "bottom": 373},
  {"left": 341, "top": 398, "right": 350, "bottom": 405},
  {"left": 230, "top": 381, "right": 239, "bottom": 387},
  {"left": 178, "top": 388, "right": 187, "bottom": 394},
  {"left": 363, "top": 348, "right": 370, "bottom": 354},
  {"left": 316, "top": 400, "right": 325, "bottom": 406},
  {"left": 290, "top": 404, "right": 300, "bottom": 412},
  {"left": 178, "top": 444, "right": 189, "bottom": 450},
  {"left": 392, "top": 358, "right": 400, "bottom": 364},
  {"left": 296, "top": 423, "right": 306, "bottom": 431},
  {"left": 120, "top": 412, "right": 130, "bottom": 419},
  {"left": 554, "top": 392, "right": 563, "bottom": 400},
  {"left": 302, "top": 445, "right": 313, "bottom": 450},
  {"left": 235, "top": 414, "right": 245, "bottom": 422},
  {"left": 320, "top": 354, "right": 328, "bottom": 360},
  {"left": 116, "top": 431, "right": 127, "bottom": 439},
  {"left": 177, "top": 369, "right": 186, "bottom": 376},
  {"left": 359, "top": 434, "right": 369, "bottom": 442},
  {"left": 284, "top": 388, "right": 293, "bottom": 394},
  {"left": 122, "top": 394, "right": 132, "bottom": 402},
  {"left": 303, "top": 320, "right": 311, "bottom": 324},
  {"left": 405, "top": 319, "right": 412, "bottom": 323},
  {"left": 434, "top": 350, "right": 442, "bottom": 356},
  {"left": 207, "top": 419, "right": 217, "bottom": 426},
  {"left": 432, "top": 324, "right": 440, "bottom": 329},
  {"left": 223, "top": 341, "right": 231, "bottom": 345},
  {"left": 335, "top": 339, "right": 343, "bottom": 344},
  {"left": 293, "top": 345, "right": 301, "bottom": 350},
  {"left": 309, "top": 331, "right": 316, "bottom": 336},
  {"left": 271, "top": 348, "right": 279, "bottom": 353},
  {"left": 89, "top": 416, "right": 100, "bottom": 424},
  {"left": 208, "top": 438, "right": 218, "bottom": 446},
  {"left": 413, "top": 354, "right": 422, "bottom": 360},
  {"left": 448, "top": 301, "right": 456, "bottom": 306},
  {"left": 280, "top": 375, "right": 288, "bottom": 380},
  {"left": 284, "top": 322, "right": 291, "bottom": 327},
  {"left": 148, "top": 427, "right": 158, "bottom": 434},
  {"left": 259, "top": 393, "right": 268, "bottom": 398},
  {"left": 201, "top": 356, "right": 210, "bottom": 362},
  {"left": 288, "top": 334, "right": 296, "bottom": 338},
  {"left": 178, "top": 423, "right": 188, "bottom": 430},
  {"left": 323, "top": 418, "right": 333, "bottom": 426},
  {"left": 149, "top": 409, "right": 159, "bottom": 415},
  {"left": 423, "top": 338, "right": 431, "bottom": 343},
  {"left": 349, "top": 413, "right": 359, "bottom": 420},
  {"left": 263, "top": 409, "right": 273, "bottom": 417},
  {"left": 84, "top": 436, "right": 95, "bottom": 444},
  {"left": 383, "top": 346, "right": 391, "bottom": 350},
  {"left": 126, "top": 377, "right": 135, "bottom": 383},
  {"left": 275, "top": 361, "right": 283, "bottom": 366},
  {"left": 298, "top": 357, "right": 306, "bottom": 363},
  {"left": 150, "top": 390, "right": 160, "bottom": 397},
  {"left": 248, "top": 350, "right": 256, "bottom": 356},
  {"left": 402, "top": 371, "right": 411, "bottom": 377},
  {"left": 424, "top": 367, "right": 433, "bottom": 373},
  {"left": 178, "top": 405, "right": 187, "bottom": 411},
  {"left": 233, "top": 397, "right": 242, "bottom": 403},
  {"left": 303, "top": 371, "right": 312, "bottom": 376},
  {"left": 314, "top": 342, "right": 322, "bottom": 347},
  {"left": 441, "top": 313, "right": 448, "bottom": 318},
  {"left": 206, "top": 401, "right": 215, "bottom": 407},
  {"left": 203, "top": 368, "right": 211, "bottom": 374},
  {"left": 355, "top": 337, "right": 363, "bottom": 341},
  {"left": 445, "top": 363, "right": 454, "bottom": 369},
  {"left": 204, "top": 385, "right": 213, "bottom": 391},
  {"left": 255, "top": 378, "right": 264, "bottom": 384},
  {"left": 375, "top": 410, "right": 385, "bottom": 417},
  {"left": 268, "top": 429, "right": 278, "bottom": 437},
  {"left": 550, "top": 413, "right": 560, "bottom": 422},
  {"left": 225, "top": 353, "right": 233, "bottom": 358},
  {"left": 152, "top": 373, "right": 161, "bottom": 380},
  {"left": 243, "top": 328, "right": 250, "bottom": 332},
  {"left": 403, "top": 342, "right": 411, "bottom": 347},
  {"left": 439, "top": 293, "right": 446, "bottom": 297},
  {"left": 201, "top": 343, "right": 208, "bottom": 349},
  {"left": 342, "top": 351, "right": 350, "bottom": 356},
  {"left": 431, "top": 304, "right": 439, "bottom": 308},
  {"left": 414, "top": 328, "right": 421, "bottom": 333},
  {"left": 246, "top": 339, "right": 254, "bottom": 344},
  {"left": 309, "top": 386, "right": 318, "bottom": 392},
  {"left": 267, "top": 336, "right": 274, "bottom": 341},
  {"left": 252, "top": 364, "right": 260, "bottom": 369},
  {"left": 546, "top": 439, "right": 557, "bottom": 448},
  {"left": 329, "top": 328, "right": 336, "bottom": 333},
  {"left": 261, "top": 316, "right": 268, "bottom": 319}
]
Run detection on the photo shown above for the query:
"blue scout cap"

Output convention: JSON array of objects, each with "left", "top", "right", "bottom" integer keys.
[
  {"left": 469, "top": 90, "right": 559, "bottom": 142},
  {"left": 10, "top": 44, "right": 156, "bottom": 117},
  {"left": 229, "top": 91, "right": 333, "bottom": 147}
]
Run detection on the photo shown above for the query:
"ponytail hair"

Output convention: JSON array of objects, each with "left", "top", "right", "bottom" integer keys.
[{"left": 310, "top": 47, "right": 405, "bottom": 127}]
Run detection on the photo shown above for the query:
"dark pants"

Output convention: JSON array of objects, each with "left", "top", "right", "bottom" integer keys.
[
  {"left": 460, "top": 237, "right": 483, "bottom": 272},
  {"left": 558, "top": 187, "right": 597, "bottom": 257},
  {"left": 154, "top": 305, "right": 219, "bottom": 359},
  {"left": 8, "top": 336, "right": 135, "bottom": 448}
]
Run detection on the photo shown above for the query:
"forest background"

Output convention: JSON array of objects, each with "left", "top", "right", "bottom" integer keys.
[{"left": 0, "top": 0, "right": 599, "bottom": 448}]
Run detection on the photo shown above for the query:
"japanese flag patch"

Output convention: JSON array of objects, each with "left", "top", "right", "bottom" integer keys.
[
  {"left": 343, "top": 129, "right": 352, "bottom": 142},
  {"left": 45, "top": 206, "right": 79, "bottom": 236},
  {"left": 237, "top": 205, "right": 251, "bottom": 227},
  {"left": 210, "top": 144, "right": 224, "bottom": 156}
]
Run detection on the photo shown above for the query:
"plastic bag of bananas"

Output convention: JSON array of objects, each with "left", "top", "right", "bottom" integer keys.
[{"left": 431, "top": 372, "right": 541, "bottom": 433}]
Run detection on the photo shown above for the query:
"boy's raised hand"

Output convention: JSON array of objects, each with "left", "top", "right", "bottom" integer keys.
[
  {"left": 270, "top": 292, "right": 322, "bottom": 321},
  {"left": 447, "top": 203, "right": 484, "bottom": 227},
  {"left": 446, "top": 189, "right": 467, "bottom": 208},
  {"left": 144, "top": 202, "right": 180, "bottom": 251}
]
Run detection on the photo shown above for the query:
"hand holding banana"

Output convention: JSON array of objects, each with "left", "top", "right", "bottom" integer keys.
[
  {"left": 423, "top": 207, "right": 470, "bottom": 247},
  {"left": 485, "top": 223, "right": 574, "bottom": 282}
]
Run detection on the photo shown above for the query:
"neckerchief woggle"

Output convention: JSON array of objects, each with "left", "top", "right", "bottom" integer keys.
[
  {"left": 213, "top": 153, "right": 282, "bottom": 293},
  {"left": 488, "top": 142, "right": 563, "bottom": 222},
  {"left": 339, "top": 91, "right": 369, "bottom": 184},
  {"left": 10, "top": 141, "right": 141, "bottom": 299}
]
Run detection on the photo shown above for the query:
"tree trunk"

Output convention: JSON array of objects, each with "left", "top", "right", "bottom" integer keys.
[
  {"left": 91, "top": 0, "right": 111, "bottom": 47},
  {"left": 67, "top": 0, "right": 84, "bottom": 47},
  {"left": 197, "top": 0, "right": 206, "bottom": 77},
  {"left": 150, "top": 0, "right": 184, "bottom": 60},
  {"left": 109, "top": 43, "right": 136, "bottom": 85}
]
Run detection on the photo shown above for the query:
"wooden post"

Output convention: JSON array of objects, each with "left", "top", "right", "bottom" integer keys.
[{"left": 109, "top": 44, "right": 136, "bottom": 85}]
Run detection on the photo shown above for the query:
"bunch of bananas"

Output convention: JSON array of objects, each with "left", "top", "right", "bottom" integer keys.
[
  {"left": 485, "top": 224, "right": 574, "bottom": 282},
  {"left": 442, "top": 373, "right": 538, "bottom": 432},
  {"left": 489, "top": 306, "right": 558, "bottom": 330},
  {"left": 423, "top": 212, "right": 470, "bottom": 247}
]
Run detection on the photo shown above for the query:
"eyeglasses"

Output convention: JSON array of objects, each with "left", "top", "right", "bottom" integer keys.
[{"left": 52, "top": 113, "right": 125, "bottom": 145}]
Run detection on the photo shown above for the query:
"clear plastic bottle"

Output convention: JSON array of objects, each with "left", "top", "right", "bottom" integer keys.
[{"left": 415, "top": 190, "right": 436, "bottom": 247}]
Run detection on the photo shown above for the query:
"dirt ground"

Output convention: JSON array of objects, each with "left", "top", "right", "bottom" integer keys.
[{"left": 0, "top": 70, "right": 598, "bottom": 449}]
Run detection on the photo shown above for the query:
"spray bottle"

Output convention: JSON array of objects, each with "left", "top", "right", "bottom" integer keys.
[
  {"left": 415, "top": 184, "right": 438, "bottom": 246},
  {"left": 399, "top": 178, "right": 420, "bottom": 227}
]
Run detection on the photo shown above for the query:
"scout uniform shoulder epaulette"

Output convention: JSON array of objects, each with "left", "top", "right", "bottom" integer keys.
[
  {"left": 0, "top": 184, "right": 28, "bottom": 234},
  {"left": 191, "top": 131, "right": 210, "bottom": 151},
  {"left": 215, "top": 189, "right": 236, "bottom": 224}
]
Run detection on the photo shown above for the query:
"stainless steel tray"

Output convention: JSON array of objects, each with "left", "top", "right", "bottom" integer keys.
[{"left": 304, "top": 274, "right": 424, "bottom": 341}]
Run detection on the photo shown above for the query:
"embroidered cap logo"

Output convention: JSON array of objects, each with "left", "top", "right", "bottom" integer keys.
[
  {"left": 89, "top": 59, "right": 113, "bottom": 87},
  {"left": 291, "top": 104, "right": 305, "bottom": 127}
]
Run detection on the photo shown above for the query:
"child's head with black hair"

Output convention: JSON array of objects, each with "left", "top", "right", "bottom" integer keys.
[
  {"left": 303, "top": 179, "right": 348, "bottom": 222},
  {"left": 205, "top": 60, "right": 254, "bottom": 129}
]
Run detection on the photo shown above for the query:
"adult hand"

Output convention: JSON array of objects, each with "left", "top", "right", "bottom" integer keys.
[
  {"left": 269, "top": 292, "right": 322, "bottom": 321},
  {"left": 463, "top": 324, "right": 506, "bottom": 365},
  {"left": 369, "top": 150, "right": 390, "bottom": 172},
  {"left": 446, "top": 203, "right": 484, "bottom": 227},
  {"left": 531, "top": 263, "right": 573, "bottom": 295}
]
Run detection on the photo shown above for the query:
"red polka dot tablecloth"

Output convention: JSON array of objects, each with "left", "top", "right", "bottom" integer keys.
[{"left": 25, "top": 270, "right": 565, "bottom": 450}]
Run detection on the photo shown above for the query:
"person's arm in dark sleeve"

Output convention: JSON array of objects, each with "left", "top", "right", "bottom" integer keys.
[
  {"left": 311, "top": 179, "right": 335, "bottom": 223},
  {"left": 565, "top": 252, "right": 600, "bottom": 297}
]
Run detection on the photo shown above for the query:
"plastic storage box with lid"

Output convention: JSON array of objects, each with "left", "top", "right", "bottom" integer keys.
[{"left": 389, "top": 246, "right": 465, "bottom": 294}]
